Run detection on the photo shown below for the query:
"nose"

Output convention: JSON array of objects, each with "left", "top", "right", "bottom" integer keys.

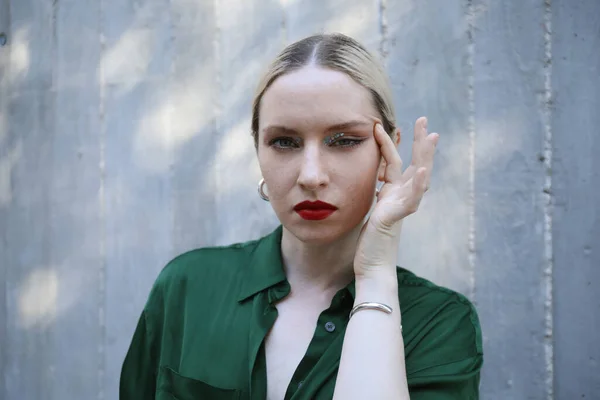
[{"left": 297, "top": 142, "right": 329, "bottom": 191}]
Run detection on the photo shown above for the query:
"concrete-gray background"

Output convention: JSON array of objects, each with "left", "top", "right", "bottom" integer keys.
[{"left": 0, "top": 0, "right": 598, "bottom": 399}]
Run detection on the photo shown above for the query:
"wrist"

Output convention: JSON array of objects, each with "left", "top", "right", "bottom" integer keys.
[
  {"left": 354, "top": 271, "right": 399, "bottom": 300},
  {"left": 353, "top": 275, "right": 401, "bottom": 321}
]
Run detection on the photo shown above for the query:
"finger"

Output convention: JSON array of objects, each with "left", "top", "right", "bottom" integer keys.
[
  {"left": 415, "top": 116, "right": 427, "bottom": 140},
  {"left": 410, "top": 117, "right": 438, "bottom": 188},
  {"left": 374, "top": 122, "right": 403, "bottom": 182},
  {"left": 409, "top": 167, "right": 428, "bottom": 211},
  {"left": 418, "top": 132, "right": 438, "bottom": 186},
  {"left": 412, "top": 167, "right": 428, "bottom": 195},
  {"left": 411, "top": 117, "right": 430, "bottom": 165},
  {"left": 378, "top": 159, "right": 386, "bottom": 181}
]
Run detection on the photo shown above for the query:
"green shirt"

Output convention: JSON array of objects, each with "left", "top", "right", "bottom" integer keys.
[{"left": 120, "top": 225, "right": 483, "bottom": 399}]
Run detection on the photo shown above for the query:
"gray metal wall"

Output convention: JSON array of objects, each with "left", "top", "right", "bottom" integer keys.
[{"left": 0, "top": 0, "right": 598, "bottom": 399}]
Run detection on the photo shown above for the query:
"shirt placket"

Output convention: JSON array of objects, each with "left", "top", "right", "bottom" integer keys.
[
  {"left": 247, "top": 281, "right": 290, "bottom": 399},
  {"left": 286, "top": 289, "right": 353, "bottom": 400}
]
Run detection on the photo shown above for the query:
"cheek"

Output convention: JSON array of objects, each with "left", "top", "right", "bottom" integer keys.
[
  {"left": 344, "top": 171, "right": 378, "bottom": 203},
  {"left": 335, "top": 154, "right": 379, "bottom": 203},
  {"left": 259, "top": 157, "right": 296, "bottom": 198},
  {"left": 337, "top": 144, "right": 380, "bottom": 182}
]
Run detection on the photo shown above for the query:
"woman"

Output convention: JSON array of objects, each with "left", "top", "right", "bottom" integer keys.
[{"left": 120, "top": 33, "right": 483, "bottom": 399}]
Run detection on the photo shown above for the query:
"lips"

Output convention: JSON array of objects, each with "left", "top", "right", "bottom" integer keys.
[
  {"left": 294, "top": 200, "right": 337, "bottom": 221},
  {"left": 294, "top": 200, "right": 337, "bottom": 211}
]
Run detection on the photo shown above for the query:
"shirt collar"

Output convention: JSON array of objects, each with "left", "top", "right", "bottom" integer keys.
[
  {"left": 236, "top": 224, "right": 358, "bottom": 302},
  {"left": 237, "top": 225, "right": 287, "bottom": 302}
]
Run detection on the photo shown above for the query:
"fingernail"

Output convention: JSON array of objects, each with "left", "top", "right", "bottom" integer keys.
[{"left": 423, "top": 118, "right": 428, "bottom": 129}]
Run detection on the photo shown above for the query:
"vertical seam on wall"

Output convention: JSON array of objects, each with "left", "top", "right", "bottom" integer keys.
[
  {"left": 167, "top": 0, "right": 174, "bottom": 259},
  {"left": 0, "top": 0, "right": 11, "bottom": 397},
  {"left": 214, "top": 0, "right": 222, "bottom": 230},
  {"left": 281, "top": 0, "right": 287, "bottom": 46},
  {"left": 542, "top": 1, "right": 554, "bottom": 399},
  {"left": 378, "top": 0, "right": 388, "bottom": 62},
  {"left": 49, "top": 0, "right": 58, "bottom": 388},
  {"left": 466, "top": 0, "right": 476, "bottom": 303},
  {"left": 98, "top": 0, "right": 106, "bottom": 397},
  {"left": 52, "top": 1, "right": 58, "bottom": 90}
]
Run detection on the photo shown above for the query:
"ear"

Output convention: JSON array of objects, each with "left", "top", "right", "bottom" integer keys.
[
  {"left": 392, "top": 127, "right": 401, "bottom": 147},
  {"left": 377, "top": 128, "right": 401, "bottom": 181}
]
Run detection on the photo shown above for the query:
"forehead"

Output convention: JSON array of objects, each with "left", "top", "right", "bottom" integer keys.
[{"left": 259, "top": 66, "right": 378, "bottom": 129}]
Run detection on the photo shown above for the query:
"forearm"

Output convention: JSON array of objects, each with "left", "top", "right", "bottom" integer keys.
[{"left": 333, "top": 274, "right": 409, "bottom": 400}]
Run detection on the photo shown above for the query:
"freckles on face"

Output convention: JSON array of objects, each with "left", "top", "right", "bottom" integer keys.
[
  {"left": 258, "top": 66, "right": 381, "bottom": 186},
  {"left": 255, "top": 66, "right": 383, "bottom": 240}
]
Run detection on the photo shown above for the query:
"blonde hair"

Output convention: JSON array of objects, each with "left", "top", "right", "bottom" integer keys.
[{"left": 251, "top": 33, "right": 397, "bottom": 149}]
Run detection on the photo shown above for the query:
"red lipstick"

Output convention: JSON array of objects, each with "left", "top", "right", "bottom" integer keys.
[{"left": 293, "top": 200, "right": 338, "bottom": 221}]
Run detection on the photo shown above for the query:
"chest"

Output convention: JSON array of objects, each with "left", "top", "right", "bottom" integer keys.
[{"left": 264, "top": 301, "right": 323, "bottom": 400}]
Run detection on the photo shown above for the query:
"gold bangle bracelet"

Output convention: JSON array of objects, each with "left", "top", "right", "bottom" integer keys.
[{"left": 349, "top": 302, "right": 393, "bottom": 319}]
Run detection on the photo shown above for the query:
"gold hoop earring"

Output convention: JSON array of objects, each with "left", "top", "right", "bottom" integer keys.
[{"left": 258, "top": 178, "right": 269, "bottom": 201}]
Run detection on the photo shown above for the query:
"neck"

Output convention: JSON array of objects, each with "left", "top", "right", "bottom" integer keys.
[{"left": 280, "top": 223, "right": 363, "bottom": 299}]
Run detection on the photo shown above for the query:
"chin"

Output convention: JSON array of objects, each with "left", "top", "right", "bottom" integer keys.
[{"left": 282, "top": 213, "right": 365, "bottom": 245}]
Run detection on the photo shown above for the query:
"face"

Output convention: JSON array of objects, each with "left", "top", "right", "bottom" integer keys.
[{"left": 257, "top": 66, "right": 384, "bottom": 244}]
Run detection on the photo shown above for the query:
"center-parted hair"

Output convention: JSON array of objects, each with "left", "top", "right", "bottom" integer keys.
[{"left": 251, "top": 33, "right": 397, "bottom": 150}]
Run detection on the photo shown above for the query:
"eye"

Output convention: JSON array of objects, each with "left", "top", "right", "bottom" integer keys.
[
  {"left": 269, "top": 137, "right": 300, "bottom": 150},
  {"left": 329, "top": 137, "right": 364, "bottom": 148}
]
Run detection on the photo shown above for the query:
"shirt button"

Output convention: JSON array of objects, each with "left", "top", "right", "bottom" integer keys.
[
  {"left": 324, "top": 321, "right": 336, "bottom": 332},
  {"left": 298, "top": 381, "right": 304, "bottom": 388}
]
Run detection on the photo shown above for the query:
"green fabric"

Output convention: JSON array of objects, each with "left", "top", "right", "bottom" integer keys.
[{"left": 120, "top": 225, "right": 483, "bottom": 399}]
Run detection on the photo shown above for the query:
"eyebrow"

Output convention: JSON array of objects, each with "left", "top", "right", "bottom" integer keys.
[{"left": 262, "top": 120, "right": 372, "bottom": 136}]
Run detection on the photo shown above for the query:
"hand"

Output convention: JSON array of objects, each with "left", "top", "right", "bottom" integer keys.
[{"left": 353, "top": 117, "right": 439, "bottom": 281}]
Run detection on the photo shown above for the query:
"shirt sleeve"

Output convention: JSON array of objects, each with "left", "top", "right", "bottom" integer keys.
[
  {"left": 406, "top": 297, "right": 484, "bottom": 400},
  {"left": 119, "top": 309, "right": 159, "bottom": 399}
]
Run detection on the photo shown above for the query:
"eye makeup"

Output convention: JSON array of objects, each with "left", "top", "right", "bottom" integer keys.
[
  {"left": 323, "top": 132, "right": 345, "bottom": 146},
  {"left": 267, "top": 131, "right": 366, "bottom": 151},
  {"left": 323, "top": 132, "right": 365, "bottom": 148},
  {"left": 268, "top": 136, "right": 302, "bottom": 149}
]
